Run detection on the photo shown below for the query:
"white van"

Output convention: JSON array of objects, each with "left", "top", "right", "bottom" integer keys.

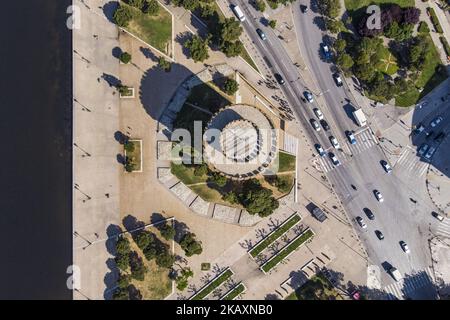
[{"left": 232, "top": 5, "right": 246, "bottom": 22}]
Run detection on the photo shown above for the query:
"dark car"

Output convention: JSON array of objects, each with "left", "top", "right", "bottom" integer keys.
[
  {"left": 256, "top": 28, "right": 267, "bottom": 41},
  {"left": 434, "top": 132, "right": 446, "bottom": 143},
  {"left": 320, "top": 119, "right": 330, "bottom": 131},
  {"left": 300, "top": 4, "right": 308, "bottom": 13},
  {"left": 274, "top": 73, "right": 285, "bottom": 85},
  {"left": 375, "top": 230, "right": 384, "bottom": 240},
  {"left": 363, "top": 208, "right": 375, "bottom": 220}
]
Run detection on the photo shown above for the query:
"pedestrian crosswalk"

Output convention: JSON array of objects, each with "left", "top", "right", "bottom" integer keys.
[
  {"left": 395, "top": 147, "right": 429, "bottom": 177},
  {"left": 383, "top": 268, "right": 434, "bottom": 300},
  {"left": 436, "top": 218, "right": 450, "bottom": 238},
  {"left": 348, "top": 129, "right": 378, "bottom": 156},
  {"left": 314, "top": 150, "right": 352, "bottom": 173}
]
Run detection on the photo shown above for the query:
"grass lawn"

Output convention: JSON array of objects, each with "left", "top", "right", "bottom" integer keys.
[
  {"left": 170, "top": 163, "right": 208, "bottom": 185},
  {"left": 191, "top": 269, "right": 233, "bottom": 300},
  {"left": 396, "top": 34, "right": 447, "bottom": 107},
  {"left": 125, "top": 140, "right": 142, "bottom": 171},
  {"left": 222, "top": 283, "right": 246, "bottom": 300},
  {"left": 374, "top": 47, "right": 398, "bottom": 76},
  {"left": 190, "top": 184, "right": 225, "bottom": 203},
  {"left": 285, "top": 273, "right": 343, "bottom": 300},
  {"left": 344, "top": 0, "right": 414, "bottom": 11},
  {"left": 249, "top": 214, "right": 301, "bottom": 258},
  {"left": 277, "top": 151, "right": 296, "bottom": 173},
  {"left": 125, "top": 231, "right": 172, "bottom": 300},
  {"left": 261, "top": 229, "right": 314, "bottom": 273},
  {"left": 122, "top": 2, "right": 172, "bottom": 55}
]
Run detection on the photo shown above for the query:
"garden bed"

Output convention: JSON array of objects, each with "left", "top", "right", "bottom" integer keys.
[
  {"left": 221, "top": 283, "right": 246, "bottom": 300},
  {"left": 125, "top": 139, "right": 142, "bottom": 172},
  {"left": 260, "top": 228, "right": 314, "bottom": 273},
  {"left": 190, "top": 268, "right": 234, "bottom": 300},
  {"left": 249, "top": 213, "right": 301, "bottom": 258}
]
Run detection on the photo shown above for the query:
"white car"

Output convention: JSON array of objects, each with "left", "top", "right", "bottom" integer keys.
[
  {"left": 356, "top": 216, "right": 367, "bottom": 229},
  {"left": 424, "top": 146, "right": 436, "bottom": 160},
  {"left": 330, "top": 136, "right": 340, "bottom": 149},
  {"left": 430, "top": 116, "right": 443, "bottom": 128},
  {"left": 374, "top": 190, "right": 384, "bottom": 202},
  {"left": 400, "top": 241, "right": 410, "bottom": 254},
  {"left": 418, "top": 144, "right": 429, "bottom": 157},
  {"left": 432, "top": 211, "right": 444, "bottom": 222},
  {"left": 329, "top": 152, "right": 340, "bottom": 166},
  {"left": 313, "top": 108, "right": 324, "bottom": 120},
  {"left": 381, "top": 160, "right": 392, "bottom": 173},
  {"left": 311, "top": 119, "right": 320, "bottom": 131},
  {"left": 304, "top": 91, "right": 314, "bottom": 103}
]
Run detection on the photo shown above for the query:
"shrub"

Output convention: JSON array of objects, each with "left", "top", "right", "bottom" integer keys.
[
  {"left": 113, "top": 5, "right": 133, "bottom": 27},
  {"left": 418, "top": 21, "right": 430, "bottom": 33},
  {"left": 255, "top": 0, "right": 266, "bottom": 12},
  {"left": 176, "top": 267, "right": 194, "bottom": 291},
  {"left": 194, "top": 163, "right": 208, "bottom": 176},
  {"left": 440, "top": 36, "right": 450, "bottom": 57},
  {"left": 427, "top": 7, "right": 443, "bottom": 33},
  {"left": 124, "top": 141, "right": 135, "bottom": 153},
  {"left": 223, "top": 78, "right": 239, "bottom": 95},
  {"left": 268, "top": 20, "right": 277, "bottom": 29},
  {"left": 223, "top": 191, "right": 238, "bottom": 204},
  {"left": 210, "top": 172, "right": 227, "bottom": 187},
  {"left": 119, "top": 52, "right": 132, "bottom": 64},
  {"left": 128, "top": 0, "right": 144, "bottom": 10},
  {"left": 143, "top": 0, "right": 159, "bottom": 15},
  {"left": 158, "top": 56, "right": 171, "bottom": 72},
  {"left": 180, "top": 232, "right": 203, "bottom": 257}
]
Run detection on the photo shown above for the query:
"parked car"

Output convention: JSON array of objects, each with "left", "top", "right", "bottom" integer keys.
[
  {"left": 346, "top": 131, "right": 356, "bottom": 144},
  {"left": 356, "top": 216, "right": 367, "bottom": 229},
  {"left": 434, "top": 132, "right": 446, "bottom": 143},
  {"left": 333, "top": 73, "right": 343, "bottom": 86},
  {"left": 432, "top": 211, "right": 444, "bottom": 222},
  {"left": 313, "top": 108, "right": 324, "bottom": 120},
  {"left": 363, "top": 208, "right": 375, "bottom": 220},
  {"left": 256, "top": 28, "right": 267, "bottom": 41},
  {"left": 414, "top": 123, "right": 425, "bottom": 134},
  {"left": 315, "top": 143, "right": 325, "bottom": 157},
  {"left": 374, "top": 190, "right": 384, "bottom": 202},
  {"left": 330, "top": 136, "right": 340, "bottom": 149},
  {"left": 320, "top": 119, "right": 330, "bottom": 131},
  {"left": 300, "top": 4, "right": 308, "bottom": 13},
  {"left": 424, "top": 146, "right": 437, "bottom": 160},
  {"left": 274, "top": 73, "right": 285, "bottom": 85},
  {"left": 430, "top": 116, "right": 443, "bottom": 128},
  {"left": 329, "top": 152, "right": 340, "bottom": 166},
  {"left": 375, "top": 230, "right": 384, "bottom": 240},
  {"left": 418, "top": 143, "right": 429, "bottom": 157},
  {"left": 321, "top": 43, "right": 331, "bottom": 60},
  {"left": 400, "top": 241, "right": 410, "bottom": 254},
  {"left": 310, "top": 119, "right": 320, "bottom": 131},
  {"left": 304, "top": 91, "right": 314, "bottom": 103},
  {"left": 380, "top": 160, "right": 392, "bottom": 173}
]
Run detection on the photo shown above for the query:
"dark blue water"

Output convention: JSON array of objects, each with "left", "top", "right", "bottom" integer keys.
[{"left": 0, "top": 1, "right": 72, "bottom": 299}]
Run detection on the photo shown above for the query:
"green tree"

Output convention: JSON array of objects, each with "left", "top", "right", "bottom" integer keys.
[
  {"left": 354, "top": 63, "right": 376, "bottom": 82},
  {"left": 418, "top": 21, "right": 430, "bottom": 34},
  {"left": 210, "top": 172, "right": 227, "bottom": 187},
  {"left": 113, "top": 5, "right": 133, "bottom": 27},
  {"left": 115, "top": 253, "right": 130, "bottom": 271},
  {"left": 184, "top": 35, "right": 210, "bottom": 62},
  {"left": 128, "top": 0, "right": 145, "bottom": 10},
  {"left": 333, "top": 38, "right": 346, "bottom": 54},
  {"left": 116, "top": 237, "right": 131, "bottom": 256},
  {"left": 223, "top": 78, "right": 239, "bottom": 95},
  {"left": 175, "top": 267, "right": 194, "bottom": 291},
  {"left": 239, "top": 179, "right": 279, "bottom": 217},
  {"left": 318, "top": 0, "right": 341, "bottom": 19},
  {"left": 223, "top": 191, "right": 238, "bottom": 204},
  {"left": 221, "top": 40, "right": 244, "bottom": 57},
  {"left": 130, "top": 253, "right": 147, "bottom": 281},
  {"left": 156, "top": 251, "right": 176, "bottom": 268},
  {"left": 220, "top": 17, "right": 243, "bottom": 42},
  {"left": 255, "top": 0, "right": 266, "bottom": 12},
  {"left": 160, "top": 224, "right": 176, "bottom": 241},
  {"left": 135, "top": 231, "right": 153, "bottom": 250},
  {"left": 112, "top": 287, "right": 129, "bottom": 300},
  {"left": 117, "top": 273, "right": 131, "bottom": 289},
  {"left": 125, "top": 156, "right": 135, "bottom": 172},
  {"left": 384, "top": 22, "right": 414, "bottom": 41},
  {"left": 268, "top": 19, "right": 277, "bottom": 29},
  {"left": 181, "top": 0, "right": 200, "bottom": 11},
  {"left": 336, "top": 53, "right": 354, "bottom": 73},
  {"left": 200, "top": 4, "right": 215, "bottom": 17},
  {"left": 144, "top": 0, "right": 160, "bottom": 15},
  {"left": 158, "top": 56, "right": 171, "bottom": 72},
  {"left": 119, "top": 52, "right": 132, "bottom": 64},
  {"left": 325, "top": 18, "right": 344, "bottom": 34},
  {"left": 180, "top": 232, "right": 203, "bottom": 257},
  {"left": 143, "top": 245, "right": 158, "bottom": 261},
  {"left": 124, "top": 141, "right": 135, "bottom": 153},
  {"left": 194, "top": 163, "right": 208, "bottom": 176}
]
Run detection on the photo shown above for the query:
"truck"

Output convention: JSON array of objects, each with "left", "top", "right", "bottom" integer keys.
[
  {"left": 232, "top": 5, "right": 245, "bottom": 22},
  {"left": 353, "top": 108, "right": 367, "bottom": 127},
  {"left": 389, "top": 267, "right": 403, "bottom": 282}
]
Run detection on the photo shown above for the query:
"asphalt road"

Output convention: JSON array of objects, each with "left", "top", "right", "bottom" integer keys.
[{"left": 226, "top": 0, "right": 438, "bottom": 298}]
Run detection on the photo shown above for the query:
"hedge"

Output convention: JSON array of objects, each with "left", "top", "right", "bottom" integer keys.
[
  {"left": 427, "top": 7, "right": 443, "bottom": 34},
  {"left": 221, "top": 283, "right": 246, "bottom": 300},
  {"left": 440, "top": 36, "right": 450, "bottom": 57},
  {"left": 190, "top": 269, "right": 233, "bottom": 300},
  {"left": 261, "top": 229, "right": 314, "bottom": 273},
  {"left": 249, "top": 214, "right": 301, "bottom": 258}
]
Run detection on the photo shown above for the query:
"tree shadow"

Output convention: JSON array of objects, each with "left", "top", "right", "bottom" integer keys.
[
  {"left": 103, "top": 1, "right": 119, "bottom": 24},
  {"left": 114, "top": 130, "right": 129, "bottom": 144},
  {"left": 312, "top": 16, "right": 326, "bottom": 32},
  {"left": 122, "top": 214, "right": 145, "bottom": 233},
  {"left": 101, "top": 73, "right": 121, "bottom": 88},
  {"left": 176, "top": 32, "right": 194, "bottom": 60},
  {"left": 140, "top": 46, "right": 159, "bottom": 62},
  {"left": 112, "top": 46, "right": 122, "bottom": 59}
]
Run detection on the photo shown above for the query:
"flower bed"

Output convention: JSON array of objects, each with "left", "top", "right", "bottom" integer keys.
[
  {"left": 260, "top": 229, "right": 314, "bottom": 273},
  {"left": 249, "top": 214, "right": 301, "bottom": 258}
]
